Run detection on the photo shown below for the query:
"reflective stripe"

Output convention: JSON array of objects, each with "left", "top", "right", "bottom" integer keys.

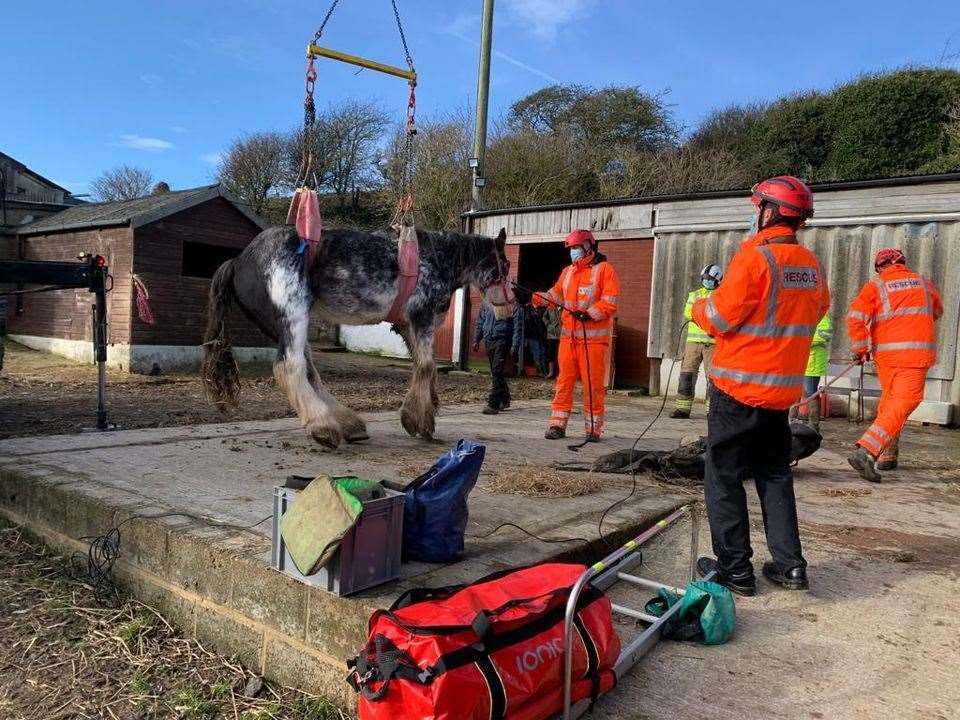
[
  {"left": 704, "top": 297, "right": 730, "bottom": 332},
  {"left": 847, "top": 309, "right": 871, "bottom": 323},
  {"left": 601, "top": 295, "right": 618, "bottom": 305},
  {"left": 859, "top": 434, "right": 882, "bottom": 454},
  {"left": 561, "top": 267, "right": 573, "bottom": 297},
  {"left": 867, "top": 424, "right": 890, "bottom": 441},
  {"left": 740, "top": 323, "right": 817, "bottom": 337},
  {"left": 874, "top": 341, "right": 937, "bottom": 352},
  {"left": 561, "top": 327, "right": 611, "bottom": 339},
  {"left": 878, "top": 306, "right": 932, "bottom": 320},
  {"left": 711, "top": 365, "right": 805, "bottom": 387},
  {"left": 850, "top": 341, "right": 869, "bottom": 352},
  {"left": 587, "top": 306, "right": 605, "bottom": 320},
  {"left": 551, "top": 410, "right": 570, "bottom": 418},
  {"left": 871, "top": 276, "right": 891, "bottom": 315},
  {"left": 757, "top": 245, "right": 780, "bottom": 333}
]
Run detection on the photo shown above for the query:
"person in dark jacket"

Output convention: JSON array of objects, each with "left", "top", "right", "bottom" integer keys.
[
  {"left": 473, "top": 301, "right": 521, "bottom": 414},
  {"left": 512, "top": 288, "right": 549, "bottom": 377}
]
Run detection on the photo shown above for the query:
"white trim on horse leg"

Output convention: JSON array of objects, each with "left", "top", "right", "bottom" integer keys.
[
  {"left": 267, "top": 263, "right": 341, "bottom": 449},
  {"left": 304, "top": 349, "right": 368, "bottom": 442},
  {"left": 400, "top": 325, "right": 437, "bottom": 439}
]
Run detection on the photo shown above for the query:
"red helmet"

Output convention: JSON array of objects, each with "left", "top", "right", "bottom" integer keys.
[
  {"left": 751, "top": 175, "right": 814, "bottom": 219},
  {"left": 874, "top": 248, "right": 906, "bottom": 272},
  {"left": 564, "top": 228, "right": 595, "bottom": 248}
]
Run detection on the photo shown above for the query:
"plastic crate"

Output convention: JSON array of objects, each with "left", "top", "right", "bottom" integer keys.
[{"left": 271, "top": 482, "right": 404, "bottom": 596}]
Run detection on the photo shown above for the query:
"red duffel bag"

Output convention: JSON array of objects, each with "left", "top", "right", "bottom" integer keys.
[{"left": 347, "top": 563, "right": 620, "bottom": 720}]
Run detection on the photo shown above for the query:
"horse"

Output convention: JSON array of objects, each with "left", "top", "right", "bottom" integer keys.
[{"left": 201, "top": 224, "right": 513, "bottom": 450}]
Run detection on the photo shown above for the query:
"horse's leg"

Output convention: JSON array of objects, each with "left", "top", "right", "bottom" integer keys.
[
  {"left": 304, "top": 348, "right": 369, "bottom": 442},
  {"left": 271, "top": 295, "right": 342, "bottom": 450},
  {"left": 399, "top": 327, "right": 439, "bottom": 411},
  {"left": 400, "top": 323, "right": 437, "bottom": 439}
]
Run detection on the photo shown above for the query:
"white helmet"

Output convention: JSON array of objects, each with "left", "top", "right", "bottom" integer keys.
[{"left": 700, "top": 263, "right": 722, "bottom": 290}]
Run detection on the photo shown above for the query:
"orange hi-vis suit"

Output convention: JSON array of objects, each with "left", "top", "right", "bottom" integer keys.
[
  {"left": 692, "top": 226, "right": 831, "bottom": 409},
  {"left": 847, "top": 265, "right": 943, "bottom": 458},
  {"left": 534, "top": 252, "right": 620, "bottom": 434}
]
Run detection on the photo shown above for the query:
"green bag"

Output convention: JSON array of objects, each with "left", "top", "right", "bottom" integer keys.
[{"left": 644, "top": 579, "right": 736, "bottom": 645}]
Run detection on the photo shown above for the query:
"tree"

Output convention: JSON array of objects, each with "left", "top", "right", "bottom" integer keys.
[
  {"left": 485, "top": 124, "right": 599, "bottom": 208},
  {"left": 286, "top": 101, "right": 390, "bottom": 200},
  {"left": 380, "top": 112, "right": 472, "bottom": 230},
  {"left": 90, "top": 165, "right": 154, "bottom": 202},
  {"left": 598, "top": 146, "right": 751, "bottom": 199},
  {"left": 509, "top": 84, "right": 679, "bottom": 153},
  {"left": 216, "top": 132, "right": 286, "bottom": 214}
]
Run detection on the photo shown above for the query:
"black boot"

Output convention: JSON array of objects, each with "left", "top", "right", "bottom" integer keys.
[
  {"left": 482, "top": 405, "right": 499, "bottom": 415},
  {"left": 544, "top": 426, "right": 566, "bottom": 440},
  {"left": 762, "top": 561, "right": 808, "bottom": 590},
  {"left": 670, "top": 408, "right": 691, "bottom": 419},
  {"left": 697, "top": 557, "right": 756, "bottom": 597},
  {"left": 848, "top": 446, "right": 881, "bottom": 483}
]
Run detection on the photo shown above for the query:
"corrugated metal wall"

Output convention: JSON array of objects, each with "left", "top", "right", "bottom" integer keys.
[{"left": 648, "top": 221, "right": 960, "bottom": 383}]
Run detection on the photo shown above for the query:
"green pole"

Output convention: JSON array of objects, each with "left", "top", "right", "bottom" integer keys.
[{"left": 471, "top": 0, "right": 494, "bottom": 212}]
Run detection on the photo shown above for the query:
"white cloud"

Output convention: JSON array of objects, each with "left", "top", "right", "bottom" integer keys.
[
  {"left": 200, "top": 152, "right": 224, "bottom": 166},
  {"left": 118, "top": 134, "right": 174, "bottom": 152},
  {"left": 503, "top": 0, "right": 594, "bottom": 41}
]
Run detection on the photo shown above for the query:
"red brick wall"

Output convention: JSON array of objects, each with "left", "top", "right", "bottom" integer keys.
[
  {"left": 600, "top": 238, "right": 653, "bottom": 387},
  {"left": 132, "top": 198, "right": 268, "bottom": 347},
  {"left": 8, "top": 228, "right": 134, "bottom": 344}
]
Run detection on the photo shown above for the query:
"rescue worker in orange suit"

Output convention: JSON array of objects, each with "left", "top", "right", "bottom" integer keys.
[
  {"left": 691, "top": 176, "right": 830, "bottom": 595},
  {"left": 846, "top": 249, "right": 943, "bottom": 482},
  {"left": 533, "top": 229, "right": 620, "bottom": 442}
]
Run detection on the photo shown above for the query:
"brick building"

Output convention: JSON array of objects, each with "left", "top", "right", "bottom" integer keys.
[{"left": 7, "top": 185, "right": 275, "bottom": 373}]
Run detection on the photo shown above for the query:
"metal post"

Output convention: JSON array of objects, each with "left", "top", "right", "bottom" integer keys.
[
  {"left": 91, "top": 264, "right": 109, "bottom": 430},
  {"left": 470, "top": 0, "right": 494, "bottom": 212}
]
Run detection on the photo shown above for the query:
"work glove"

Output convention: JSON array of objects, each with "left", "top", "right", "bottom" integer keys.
[
  {"left": 851, "top": 349, "right": 871, "bottom": 364},
  {"left": 570, "top": 310, "right": 591, "bottom": 322}
]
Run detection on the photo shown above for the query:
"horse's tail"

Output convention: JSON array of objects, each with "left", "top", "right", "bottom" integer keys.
[{"left": 202, "top": 259, "right": 240, "bottom": 410}]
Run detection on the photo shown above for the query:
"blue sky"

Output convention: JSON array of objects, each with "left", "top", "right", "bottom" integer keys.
[{"left": 5, "top": 1, "right": 958, "bottom": 196}]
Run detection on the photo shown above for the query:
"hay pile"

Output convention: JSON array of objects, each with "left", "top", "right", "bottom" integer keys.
[{"left": 483, "top": 460, "right": 602, "bottom": 498}]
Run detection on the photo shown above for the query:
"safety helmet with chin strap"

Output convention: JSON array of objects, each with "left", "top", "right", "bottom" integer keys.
[
  {"left": 701, "top": 263, "right": 723, "bottom": 290},
  {"left": 751, "top": 175, "right": 814, "bottom": 220}
]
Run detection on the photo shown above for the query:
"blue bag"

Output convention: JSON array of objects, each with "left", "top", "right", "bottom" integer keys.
[{"left": 402, "top": 439, "right": 485, "bottom": 563}]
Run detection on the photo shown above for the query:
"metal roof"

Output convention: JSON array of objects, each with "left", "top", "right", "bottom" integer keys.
[
  {"left": 17, "top": 184, "right": 267, "bottom": 235},
  {"left": 464, "top": 171, "right": 960, "bottom": 219},
  {"left": 0, "top": 150, "right": 69, "bottom": 193}
]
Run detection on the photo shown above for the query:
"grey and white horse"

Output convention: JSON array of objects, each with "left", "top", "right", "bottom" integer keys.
[{"left": 202, "top": 225, "right": 512, "bottom": 449}]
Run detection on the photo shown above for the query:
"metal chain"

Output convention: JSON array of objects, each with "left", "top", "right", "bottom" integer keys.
[
  {"left": 391, "top": 0, "right": 414, "bottom": 69},
  {"left": 314, "top": 0, "right": 342, "bottom": 42}
]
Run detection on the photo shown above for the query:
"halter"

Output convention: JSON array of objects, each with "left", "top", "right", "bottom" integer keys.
[{"left": 485, "top": 242, "right": 514, "bottom": 319}]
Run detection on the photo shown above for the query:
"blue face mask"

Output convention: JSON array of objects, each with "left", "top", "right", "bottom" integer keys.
[
  {"left": 748, "top": 211, "right": 759, "bottom": 236},
  {"left": 570, "top": 246, "right": 586, "bottom": 262}
]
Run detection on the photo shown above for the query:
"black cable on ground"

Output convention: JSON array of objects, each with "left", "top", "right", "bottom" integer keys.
[
  {"left": 470, "top": 522, "right": 591, "bottom": 545},
  {"left": 72, "top": 511, "right": 272, "bottom": 607},
  {"left": 596, "top": 319, "right": 690, "bottom": 541}
]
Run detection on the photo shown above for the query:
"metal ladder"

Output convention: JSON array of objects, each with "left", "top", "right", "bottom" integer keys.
[{"left": 560, "top": 504, "right": 715, "bottom": 720}]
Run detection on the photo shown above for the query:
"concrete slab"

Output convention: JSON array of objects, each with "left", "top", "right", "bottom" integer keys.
[{"left": 0, "top": 399, "right": 692, "bottom": 701}]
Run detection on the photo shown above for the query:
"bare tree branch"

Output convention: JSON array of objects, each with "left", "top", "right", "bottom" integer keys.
[{"left": 90, "top": 165, "right": 154, "bottom": 202}]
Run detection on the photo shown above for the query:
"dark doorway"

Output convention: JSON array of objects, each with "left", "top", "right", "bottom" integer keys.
[
  {"left": 517, "top": 242, "right": 568, "bottom": 294},
  {"left": 182, "top": 241, "right": 242, "bottom": 279}
]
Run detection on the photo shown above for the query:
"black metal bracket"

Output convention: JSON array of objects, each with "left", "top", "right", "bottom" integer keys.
[{"left": 1, "top": 254, "right": 112, "bottom": 430}]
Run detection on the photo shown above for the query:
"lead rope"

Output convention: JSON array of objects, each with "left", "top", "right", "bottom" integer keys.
[{"left": 509, "top": 278, "right": 596, "bottom": 451}]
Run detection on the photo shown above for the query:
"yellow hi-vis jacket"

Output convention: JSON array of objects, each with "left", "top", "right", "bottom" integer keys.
[{"left": 684, "top": 288, "right": 714, "bottom": 344}]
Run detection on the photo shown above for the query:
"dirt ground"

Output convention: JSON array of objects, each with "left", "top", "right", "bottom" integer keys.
[
  {"left": 0, "top": 520, "right": 348, "bottom": 720},
  {"left": 0, "top": 341, "right": 553, "bottom": 439}
]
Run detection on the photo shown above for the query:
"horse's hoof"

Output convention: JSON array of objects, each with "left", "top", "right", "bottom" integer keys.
[
  {"left": 307, "top": 422, "right": 342, "bottom": 450},
  {"left": 345, "top": 431, "right": 370, "bottom": 443},
  {"left": 339, "top": 414, "right": 369, "bottom": 443}
]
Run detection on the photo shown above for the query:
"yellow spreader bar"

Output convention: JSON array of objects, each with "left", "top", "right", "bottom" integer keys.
[{"left": 307, "top": 44, "right": 417, "bottom": 82}]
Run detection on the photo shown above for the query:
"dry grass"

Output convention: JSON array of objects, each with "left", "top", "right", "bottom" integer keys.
[
  {"left": 821, "top": 487, "right": 873, "bottom": 499},
  {"left": 482, "top": 460, "right": 602, "bottom": 498},
  {"left": 0, "top": 521, "right": 349, "bottom": 720}
]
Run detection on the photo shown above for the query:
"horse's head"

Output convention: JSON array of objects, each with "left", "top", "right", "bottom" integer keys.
[{"left": 472, "top": 228, "right": 515, "bottom": 319}]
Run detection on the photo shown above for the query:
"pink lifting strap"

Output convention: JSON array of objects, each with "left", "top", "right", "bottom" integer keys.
[
  {"left": 287, "top": 188, "right": 324, "bottom": 265},
  {"left": 386, "top": 225, "right": 420, "bottom": 325}
]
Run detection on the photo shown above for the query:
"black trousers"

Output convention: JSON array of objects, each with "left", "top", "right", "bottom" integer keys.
[
  {"left": 705, "top": 388, "right": 806, "bottom": 577},
  {"left": 486, "top": 339, "right": 511, "bottom": 408}
]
